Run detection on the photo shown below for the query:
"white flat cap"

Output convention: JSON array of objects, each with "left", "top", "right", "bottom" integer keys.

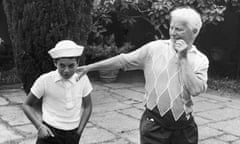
[{"left": 48, "top": 40, "right": 84, "bottom": 58}]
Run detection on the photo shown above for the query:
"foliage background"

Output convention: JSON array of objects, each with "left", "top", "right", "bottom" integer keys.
[
  {"left": 2, "top": 0, "right": 93, "bottom": 93},
  {"left": 89, "top": 0, "right": 240, "bottom": 79},
  {"left": 90, "top": 0, "right": 225, "bottom": 39},
  {"left": 1, "top": 0, "right": 240, "bottom": 93}
]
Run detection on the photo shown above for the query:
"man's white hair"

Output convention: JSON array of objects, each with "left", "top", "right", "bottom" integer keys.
[{"left": 170, "top": 7, "right": 202, "bottom": 36}]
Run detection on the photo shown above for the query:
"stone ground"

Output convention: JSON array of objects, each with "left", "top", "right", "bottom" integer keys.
[{"left": 0, "top": 70, "right": 240, "bottom": 144}]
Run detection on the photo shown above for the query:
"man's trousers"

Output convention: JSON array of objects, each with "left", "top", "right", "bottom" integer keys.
[{"left": 140, "top": 108, "right": 198, "bottom": 144}]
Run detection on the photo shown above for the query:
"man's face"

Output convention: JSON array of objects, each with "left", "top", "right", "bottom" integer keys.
[
  {"left": 169, "top": 17, "right": 195, "bottom": 47},
  {"left": 55, "top": 58, "right": 78, "bottom": 79}
]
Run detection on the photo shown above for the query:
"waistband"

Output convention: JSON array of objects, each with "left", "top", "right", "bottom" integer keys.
[
  {"left": 144, "top": 106, "right": 194, "bottom": 130},
  {"left": 43, "top": 121, "right": 78, "bottom": 133}
]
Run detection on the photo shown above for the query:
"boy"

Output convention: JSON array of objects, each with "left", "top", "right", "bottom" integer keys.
[{"left": 22, "top": 40, "right": 93, "bottom": 144}]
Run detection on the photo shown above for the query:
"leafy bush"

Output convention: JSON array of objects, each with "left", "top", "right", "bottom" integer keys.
[
  {"left": 208, "top": 76, "right": 240, "bottom": 94},
  {"left": 0, "top": 37, "right": 14, "bottom": 71},
  {"left": 3, "top": 0, "right": 93, "bottom": 93},
  {"left": 91, "top": 0, "right": 226, "bottom": 40},
  {"left": 85, "top": 0, "right": 226, "bottom": 63},
  {"left": 86, "top": 33, "right": 134, "bottom": 61},
  {"left": 0, "top": 67, "right": 21, "bottom": 85}
]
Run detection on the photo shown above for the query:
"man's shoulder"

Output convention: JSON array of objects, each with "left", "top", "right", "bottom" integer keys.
[
  {"left": 193, "top": 47, "right": 209, "bottom": 61},
  {"left": 143, "top": 39, "right": 169, "bottom": 51},
  {"left": 145, "top": 39, "right": 170, "bottom": 55},
  {"left": 191, "top": 46, "right": 209, "bottom": 65},
  {"left": 147, "top": 39, "right": 169, "bottom": 47}
]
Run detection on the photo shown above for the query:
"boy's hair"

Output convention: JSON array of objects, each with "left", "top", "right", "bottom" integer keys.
[{"left": 170, "top": 7, "right": 202, "bottom": 37}]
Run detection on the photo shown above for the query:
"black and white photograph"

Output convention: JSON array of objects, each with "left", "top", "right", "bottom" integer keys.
[{"left": 0, "top": 0, "right": 240, "bottom": 144}]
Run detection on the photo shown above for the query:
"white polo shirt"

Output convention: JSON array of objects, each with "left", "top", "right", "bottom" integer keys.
[{"left": 31, "top": 70, "right": 93, "bottom": 130}]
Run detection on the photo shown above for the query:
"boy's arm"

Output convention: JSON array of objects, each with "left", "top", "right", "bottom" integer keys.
[
  {"left": 76, "top": 94, "right": 92, "bottom": 136},
  {"left": 22, "top": 92, "right": 54, "bottom": 138},
  {"left": 22, "top": 92, "right": 44, "bottom": 129}
]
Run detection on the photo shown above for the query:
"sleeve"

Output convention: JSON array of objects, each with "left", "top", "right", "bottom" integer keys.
[
  {"left": 82, "top": 75, "right": 93, "bottom": 97},
  {"left": 194, "top": 55, "right": 209, "bottom": 91},
  {"left": 30, "top": 75, "right": 45, "bottom": 99},
  {"left": 119, "top": 42, "right": 150, "bottom": 71}
]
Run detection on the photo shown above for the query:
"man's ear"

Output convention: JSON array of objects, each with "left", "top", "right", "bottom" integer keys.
[{"left": 192, "top": 28, "right": 198, "bottom": 34}]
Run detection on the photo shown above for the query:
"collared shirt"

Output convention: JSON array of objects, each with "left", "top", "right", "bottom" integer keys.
[
  {"left": 31, "top": 70, "right": 93, "bottom": 130},
  {"left": 119, "top": 40, "right": 209, "bottom": 115}
]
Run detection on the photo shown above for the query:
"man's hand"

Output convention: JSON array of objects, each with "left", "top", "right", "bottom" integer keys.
[
  {"left": 175, "top": 40, "right": 188, "bottom": 52},
  {"left": 175, "top": 40, "right": 188, "bottom": 58},
  {"left": 75, "top": 65, "right": 88, "bottom": 81},
  {"left": 38, "top": 124, "right": 55, "bottom": 138}
]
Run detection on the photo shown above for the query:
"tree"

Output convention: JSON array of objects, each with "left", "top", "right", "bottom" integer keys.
[
  {"left": 90, "top": 0, "right": 225, "bottom": 40},
  {"left": 89, "top": 0, "right": 229, "bottom": 77},
  {"left": 3, "top": 0, "right": 93, "bottom": 93}
]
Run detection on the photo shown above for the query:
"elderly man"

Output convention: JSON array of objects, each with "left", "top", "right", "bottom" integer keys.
[{"left": 77, "top": 7, "right": 209, "bottom": 144}]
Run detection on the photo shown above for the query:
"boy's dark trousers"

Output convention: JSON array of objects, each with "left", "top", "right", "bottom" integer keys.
[
  {"left": 140, "top": 107, "right": 198, "bottom": 144},
  {"left": 36, "top": 122, "right": 80, "bottom": 144}
]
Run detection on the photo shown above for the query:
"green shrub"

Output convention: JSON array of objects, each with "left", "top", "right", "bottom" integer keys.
[
  {"left": 86, "top": 0, "right": 226, "bottom": 63},
  {"left": 86, "top": 34, "right": 134, "bottom": 62},
  {"left": 0, "top": 67, "right": 21, "bottom": 85},
  {"left": 3, "top": 0, "right": 93, "bottom": 93},
  {"left": 90, "top": 0, "right": 225, "bottom": 40}
]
